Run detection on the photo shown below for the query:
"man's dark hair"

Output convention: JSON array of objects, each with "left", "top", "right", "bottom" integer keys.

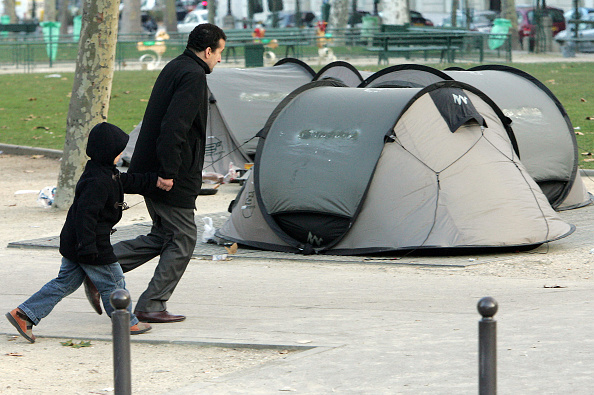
[{"left": 187, "top": 23, "right": 226, "bottom": 52}]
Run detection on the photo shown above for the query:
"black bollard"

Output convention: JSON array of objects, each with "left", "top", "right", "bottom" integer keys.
[
  {"left": 111, "top": 289, "right": 132, "bottom": 395},
  {"left": 478, "top": 296, "right": 498, "bottom": 395}
]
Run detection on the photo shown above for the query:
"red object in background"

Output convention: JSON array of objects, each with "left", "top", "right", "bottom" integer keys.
[
  {"left": 253, "top": 26, "right": 265, "bottom": 38},
  {"left": 317, "top": 21, "right": 327, "bottom": 33}
]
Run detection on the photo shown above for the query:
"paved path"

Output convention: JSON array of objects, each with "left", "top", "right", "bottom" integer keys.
[{"left": 2, "top": 201, "right": 594, "bottom": 393}]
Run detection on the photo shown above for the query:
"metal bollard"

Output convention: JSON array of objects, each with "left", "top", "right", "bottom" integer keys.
[
  {"left": 478, "top": 296, "right": 498, "bottom": 395},
  {"left": 111, "top": 289, "right": 132, "bottom": 395}
]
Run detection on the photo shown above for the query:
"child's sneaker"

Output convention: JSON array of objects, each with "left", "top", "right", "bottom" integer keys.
[
  {"left": 130, "top": 322, "right": 152, "bottom": 335},
  {"left": 5, "top": 308, "right": 35, "bottom": 343}
]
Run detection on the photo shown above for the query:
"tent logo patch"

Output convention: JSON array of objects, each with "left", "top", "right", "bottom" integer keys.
[
  {"left": 241, "top": 191, "right": 255, "bottom": 218},
  {"left": 205, "top": 137, "right": 224, "bottom": 163},
  {"left": 307, "top": 232, "right": 323, "bottom": 246},
  {"left": 452, "top": 94, "right": 469, "bottom": 105},
  {"left": 298, "top": 130, "right": 359, "bottom": 141}
]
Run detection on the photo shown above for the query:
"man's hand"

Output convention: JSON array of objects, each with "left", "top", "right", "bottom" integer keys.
[{"left": 157, "top": 177, "right": 174, "bottom": 191}]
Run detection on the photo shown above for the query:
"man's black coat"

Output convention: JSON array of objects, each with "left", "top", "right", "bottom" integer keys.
[{"left": 129, "top": 49, "right": 211, "bottom": 209}]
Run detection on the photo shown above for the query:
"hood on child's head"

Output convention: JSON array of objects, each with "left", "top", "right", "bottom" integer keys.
[{"left": 86, "top": 122, "right": 129, "bottom": 166}]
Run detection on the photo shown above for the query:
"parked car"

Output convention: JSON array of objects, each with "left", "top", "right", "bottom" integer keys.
[
  {"left": 265, "top": 11, "right": 318, "bottom": 28},
  {"left": 442, "top": 10, "right": 499, "bottom": 32},
  {"left": 516, "top": 5, "right": 565, "bottom": 48},
  {"left": 555, "top": 11, "right": 594, "bottom": 53},
  {"left": 176, "top": 0, "right": 201, "bottom": 21},
  {"left": 177, "top": 9, "right": 208, "bottom": 33},
  {"left": 410, "top": 10, "right": 434, "bottom": 26},
  {"left": 348, "top": 10, "right": 370, "bottom": 27},
  {"left": 564, "top": 7, "right": 594, "bottom": 33}
]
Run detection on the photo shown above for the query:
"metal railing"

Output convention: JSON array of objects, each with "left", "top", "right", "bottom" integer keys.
[{"left": 0, "top": 28, "right": 512, "bottom": 73}]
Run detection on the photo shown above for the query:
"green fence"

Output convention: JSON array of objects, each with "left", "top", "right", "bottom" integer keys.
[{"left": 0, "top": 28, "right": 512, "bottom": 73}]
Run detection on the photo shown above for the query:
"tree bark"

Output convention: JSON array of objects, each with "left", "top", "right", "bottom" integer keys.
[
  {"left": 120, "top": 0, "right": 142, "bottom": 34},
  {"left": 329, "top": 0, "right": 349, "bottom": 30},
  {"left": 164, "top": 0, "right": 177, "bottom": 32},
  {"left": 44, "top": 0, "right": 56, "bottom": 21},
  {"left": 4, "top": 0, "right": 17, "bottom": 22},
  {"left": 58, "top": 0, "right": 70, "bottom": 35},
  {"left": 501, "top": 0, "right": 520, "bottom": 50},
  {"left": 380, "top": 0, "right": 409, "bottom": 25},
  {"left": 54, "top": 0, "right": 120, "bottom": 209}
]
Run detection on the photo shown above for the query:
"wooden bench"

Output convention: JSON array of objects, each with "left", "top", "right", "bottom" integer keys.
[
  {"left": 0, "top": 23, "right": 38, "bottom": 34},
  {"left": 223, "top": 27, "right": 315, "bottom": 62},
  {"left": 366, "top": 32, "right": 464, "bottom": 64}
]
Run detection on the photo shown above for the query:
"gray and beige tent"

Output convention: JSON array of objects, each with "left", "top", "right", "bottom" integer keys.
[
  {"left": 122, "top": 58, "right": 315, "bottom": 174},
  {"left": 216, "top": 81, "right": 574, "bottom": 255},
  {"left": 312, "top": 60, "right": 371, "bottom": 86},
  {"left": 359, "top": 64, "right": 592, "bottom": 210}
]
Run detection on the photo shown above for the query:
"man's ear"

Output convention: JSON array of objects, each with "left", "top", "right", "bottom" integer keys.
[{"left": 205, "top": 47, "right": 212, "bottom": 58}]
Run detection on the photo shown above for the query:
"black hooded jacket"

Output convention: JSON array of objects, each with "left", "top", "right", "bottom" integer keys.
[
  {"left": 128, "top": 49, "right": 211, "bottom": 209},
  {"left": 59, "top": 123, "right": 158, "bottom": 265}
]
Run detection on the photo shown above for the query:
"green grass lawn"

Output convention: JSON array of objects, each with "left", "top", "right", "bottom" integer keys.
[{"left": 1, "top": 62, "right": 593, "bottom": 167}]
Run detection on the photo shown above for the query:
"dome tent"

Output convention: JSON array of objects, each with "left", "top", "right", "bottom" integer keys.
[
  {"left": 444, "top": 65, "right": 592, "bottom": 210},
  {"left": 313, "top": 60, "right": 370, "bottom": 86},
  {"left": 121, "top": 58, "right": 315, "bottom": 174},
  {"left": 216, "top": 81, "right": 574, "bottom": 255},
  {"left": 357, "top": 63, "right": 592, "bottom": 211}
]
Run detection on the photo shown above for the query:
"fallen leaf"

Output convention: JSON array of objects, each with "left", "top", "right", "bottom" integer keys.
[
  {"left": 581, "top": 98, "right": 587, "bottom": 102},
  {"left": 581, "top": 152, "right": 592, "bottom": 156},
  {"left": 34, "top": 126, "right": 50, "bottom": 130},
  {"left": 124, "top": 91, "right": 131, "bottom": 94},
  {"left": 586, "top": 117, "right": 594, "bottom": 120},
  {"left": 546, "top": 79, "right": 556, "bottom": 84},
  {"left": 140, "top": 99, "right": 148, "bottom": 102},
  {"left": 28, "top": 97, "right": 37, "bottom": 101},
  {"left": 224, "top": 243, "right": 238, "bottom": 255},
  {"left": 6, "top": 352, "right": 23, "bottom": 357},
  {"left": 584, "top": 158, "right": 594, "bottom": 162},
  {"left": 575, "top": 131, "right": 585, "bottom": 136},
  {"left": 543, "top": 285, "right": 567, "bottom": 288},
  {"left": 30, "top": 155, "right": 45, "bottom": 159}
]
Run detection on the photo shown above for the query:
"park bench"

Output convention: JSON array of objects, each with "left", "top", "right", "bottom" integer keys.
[
  {"left": 366, "top": 31, "right": 465, "bottom": 64},
  {"left": 0, "top": 23, "right": 38, "bottom": 34},
  {"left": 223, "top": 27, "right": 316, "bottom": 62}
]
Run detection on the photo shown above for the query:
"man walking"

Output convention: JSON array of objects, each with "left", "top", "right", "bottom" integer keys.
[{"left": 86, "top": 24, "right": 226, "bottom": 323}]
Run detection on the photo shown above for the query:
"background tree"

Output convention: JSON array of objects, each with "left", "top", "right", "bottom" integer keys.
[
  {"left": 120, "top": 0, "right": 142, "bottom": 34},
  {"left": 501, "top": 0, "right": 520, "bottom": 50},
  {"left": 58, "top": 0, "right": 70, "bottom": 35},
  {"left": 329, "top": 0, "right": 349, "bottom": 29},
  {"left": 380, "top": 0, "right": 409, "bottom": 25},
  {"left": 164, "top": 0, "right": 177, "bottom": 32},
  {"left": 4, "top": 0, "right": 17, "bottom": 22},
  {"left": 54, "top": 0, "right": 121, "bottom": 209},
  {"left": 44, "top": 0, "right": 56, "bottom": 21}
]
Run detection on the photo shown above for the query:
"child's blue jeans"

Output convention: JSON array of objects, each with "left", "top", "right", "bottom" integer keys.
[{"left": 18, "top": 257, "right": 139, "bottom": 327}]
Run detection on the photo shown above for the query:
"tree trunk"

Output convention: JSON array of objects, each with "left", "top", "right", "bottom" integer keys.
[
  {"left": 451, "top": 0, "right": 458, "bottom": 27},
  {"left": 329, "top": 0, "right": 349, "bottom": 30},
  {"left": 44, "top": 0, "right": 57, "bottom": 21},
  {"left": 380, "top": 0, "right": 409, "bottom": 25},
  {"left": 501, "top": 0, "right": 520, "bottom": 50},
  {"left": 164, "top": 0, "right": 177, "bottom": 32},
  {"left": 120, "top": 0, "right": 142, "bottom": 34},
  {"left": 4, "top": 0, "right": 17, "bottom": 23},
  {"left": 58, "top": 0, "right": 70, "bottom": 35},
  {"left": 208, "top": 0, "right": 215, "bottom": 24},
  {"left": 54, "top": 0, "right": 120, "bottom": 209}
]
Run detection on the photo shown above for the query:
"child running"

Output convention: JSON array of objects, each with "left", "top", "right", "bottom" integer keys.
[{"left": 6, "top": 122, "right": 169, "bottom": 342}]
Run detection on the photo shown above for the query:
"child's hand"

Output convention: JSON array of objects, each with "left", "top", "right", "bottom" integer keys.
[{"left": 157, "top": 177, "right": 173, "bottom": 191}]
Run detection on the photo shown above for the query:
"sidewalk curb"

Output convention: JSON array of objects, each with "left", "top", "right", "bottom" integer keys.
[{"left": 0, "top": 143, "right": 63, "bottom": 159}]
